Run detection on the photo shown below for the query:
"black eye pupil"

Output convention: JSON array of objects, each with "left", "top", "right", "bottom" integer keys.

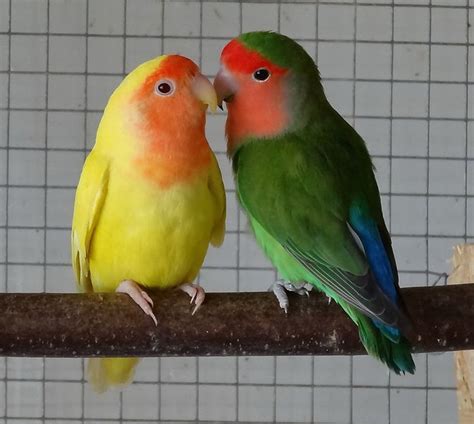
[
  {"left": 254, "top": 68, "right": 269, "bottom": 81},
  {"left": 158, "top": 83, "right": 171, "bottom": 93}
]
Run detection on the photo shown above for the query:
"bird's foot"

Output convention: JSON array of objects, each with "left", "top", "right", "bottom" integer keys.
[
  {"left": 179, "top": 283, "right": 206, "bottom": 315},
  {"left": 116, "top": 280, "right": 157, "bottom": 326},
  {"left": 269, "top": 280, "right": 312, "bottom": 314}
]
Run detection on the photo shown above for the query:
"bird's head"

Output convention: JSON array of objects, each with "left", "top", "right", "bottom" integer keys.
[
  {"left": 214, "top": 32, "right": 324, "bottom": 155},
  {"left": 102, "top": 54, "right": 217, "bottom": 148},
  {"left": 96, "top": 55, "right": 217, "bottom": 187}
]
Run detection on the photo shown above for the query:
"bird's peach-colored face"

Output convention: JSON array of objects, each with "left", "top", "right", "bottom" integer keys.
[
  {"left": 214, "top": 40, "right": 290, "bottom": 153},
  {"left": 133, "top": 56, "right": 210, "bottom": 141},
  {"left": 128, "top": 56, "right": 216, "bottom": 187}
]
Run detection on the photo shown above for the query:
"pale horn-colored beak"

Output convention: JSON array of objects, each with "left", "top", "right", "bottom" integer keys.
[
  {"left": 214, "top": 66, "right": 237, "bottom": 110},
  {"left": 191, "top": 73, "right": 218, "bottom": 113}
]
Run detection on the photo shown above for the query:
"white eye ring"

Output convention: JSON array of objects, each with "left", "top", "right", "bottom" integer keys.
[{"left": 154, "top": 79, "right": 175, "bottom": 96}]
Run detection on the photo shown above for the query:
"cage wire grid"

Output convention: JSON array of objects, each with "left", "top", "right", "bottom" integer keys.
[{"left": 0, "top": 0, "right": 473, "bottom": 423}]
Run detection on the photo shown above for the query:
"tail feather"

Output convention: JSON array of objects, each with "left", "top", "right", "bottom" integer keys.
[
  {"left": 338, "top": 299, "right": 415, "bottom": 374},
  {"left": 373, "top": 320, "right": 400, "bottom": 343},
  {"left": 87, "top": 357, "right": 140, "bottom": 393},
  {"left": 358, "top": 315, "right": 415, "bottom": 375}
]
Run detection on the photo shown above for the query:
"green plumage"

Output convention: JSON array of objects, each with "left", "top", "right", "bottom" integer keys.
[{"left": 231, "top": 32, "right": 415, "bottom": 374}]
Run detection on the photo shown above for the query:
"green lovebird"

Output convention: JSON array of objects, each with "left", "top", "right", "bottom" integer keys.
[{"left": 214, "top": 32, "right": 415, "bottom": 374}]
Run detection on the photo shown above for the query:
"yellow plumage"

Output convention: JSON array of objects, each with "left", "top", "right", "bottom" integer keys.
[{"left": 71, "top": 55, "right": 225, "bottom": 392}]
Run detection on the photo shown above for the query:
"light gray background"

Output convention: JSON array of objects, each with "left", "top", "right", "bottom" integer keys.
[{"left": 0, "top": 0, "right": 473, "bottom": 423}]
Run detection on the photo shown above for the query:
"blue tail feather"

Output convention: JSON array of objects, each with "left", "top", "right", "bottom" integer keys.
[{"left": 373, "top": 320, "right": 400, "bottom": 343}]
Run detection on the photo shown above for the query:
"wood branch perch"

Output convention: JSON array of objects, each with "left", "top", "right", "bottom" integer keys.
[{"left": 0, "top": 285, "right": 473, "bottom": 357}]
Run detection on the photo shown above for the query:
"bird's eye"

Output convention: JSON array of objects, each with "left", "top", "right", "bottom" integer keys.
[
  {"left": 253, "top": 68, "right": 270, "bottom": 82},
  {"left": 154, "top": 79, "right": 175, "bottom": 96}
]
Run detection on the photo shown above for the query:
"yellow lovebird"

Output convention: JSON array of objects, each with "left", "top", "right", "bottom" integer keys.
[{"left": 71, "top": 55, "right": 226, "bottom": 392}]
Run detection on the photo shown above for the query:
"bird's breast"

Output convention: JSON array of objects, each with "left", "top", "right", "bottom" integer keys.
[{"left": 89, "top": 167, "right": 216, "bottom": 291}]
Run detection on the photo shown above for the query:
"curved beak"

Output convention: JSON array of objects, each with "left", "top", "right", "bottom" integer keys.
[
  {"left": 191, "top": 73, "right": 218, "bottom": 113},
  {"left": 214, "top": 66, "right": 237, "bottom": 110}
]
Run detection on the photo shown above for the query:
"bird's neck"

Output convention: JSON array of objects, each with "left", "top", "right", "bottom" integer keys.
[
  {"left": 133, "top": 135, "right": 212, "bottom": 189},
  {"left": 225, "top": 98, "right": 290, "bottom": 157},
  {"left": 97, "top": 109, "right": 212, "bottom": 189}
]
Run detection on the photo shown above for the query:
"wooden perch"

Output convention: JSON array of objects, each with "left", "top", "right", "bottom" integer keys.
[{"left": 0, "top": 285, "right": 473, "bottom": 357}]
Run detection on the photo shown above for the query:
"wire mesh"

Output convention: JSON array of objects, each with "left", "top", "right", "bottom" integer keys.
[{"left": 0, "top": 0, "right": 473, "bottom": 423}]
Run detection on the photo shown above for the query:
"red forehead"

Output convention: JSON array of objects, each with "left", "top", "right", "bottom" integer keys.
[
  {"left": 221, "top": 39, "right": 286, "bottom": 75},
  {"left": 159, "top": 55, "right": 199, "bottom": 77},
  {"left": 137, "top": 55, "right": 199, "bottom": 99}
]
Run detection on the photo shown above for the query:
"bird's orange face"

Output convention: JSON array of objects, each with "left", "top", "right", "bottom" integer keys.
[
  {"left": 131, "top": 55, "right": 216, "bottom": 145},
  {"left": 214, "top": 40, "right": 290, "bottom": 154},
  {"left": 125, "top": 55, "right": 217, "bottom": 187}
]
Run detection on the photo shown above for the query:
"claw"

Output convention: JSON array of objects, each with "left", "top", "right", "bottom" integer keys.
[
  {"left": 271, "top": 282, "right": 289, "bottom": 314},
  {"left": 116, "top": 280, "right": 157, "bottom": 326},
  {"left": 269, "top": 280, "right": 310, "bottom": 314},
  {"left": 141, "top": 290, "right": 154, "bottom": 306},
  {"left": 179, "top": 283, "right": 206, "bottom": 315}
]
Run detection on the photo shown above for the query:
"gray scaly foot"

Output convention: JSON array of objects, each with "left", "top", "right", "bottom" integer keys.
[{"left": 269, "top": 280, "right": 312, "bottom": 314}]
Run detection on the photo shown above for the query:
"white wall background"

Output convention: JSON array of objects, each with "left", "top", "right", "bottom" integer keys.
[{"left": 0, "top": 0, "right": 473, "bottom": 423}]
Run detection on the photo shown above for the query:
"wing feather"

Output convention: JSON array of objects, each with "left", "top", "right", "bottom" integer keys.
[
  {"left": 235, "top": 136, "right": 407, "bottom": 330},
  {"left": 208, "top": 153, "right": 226, "bottom": 247},
  {"left": 71, "top": 151, "right": 109, "bottom": 292},
  {"left": 284, "top": 239, "right": 402, "bottom": 327}
]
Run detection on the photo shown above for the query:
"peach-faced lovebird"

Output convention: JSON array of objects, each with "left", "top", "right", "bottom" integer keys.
[
  {"left": 72, "top": 55, "right": 226, "bottom": 392},
  {"left": 214, "top": 32, "right": 414, "bottom": 374}
]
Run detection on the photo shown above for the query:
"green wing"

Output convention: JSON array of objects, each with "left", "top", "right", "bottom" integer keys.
[{"left": 234, "top": 127, "right": 404, "bottom": 329}]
